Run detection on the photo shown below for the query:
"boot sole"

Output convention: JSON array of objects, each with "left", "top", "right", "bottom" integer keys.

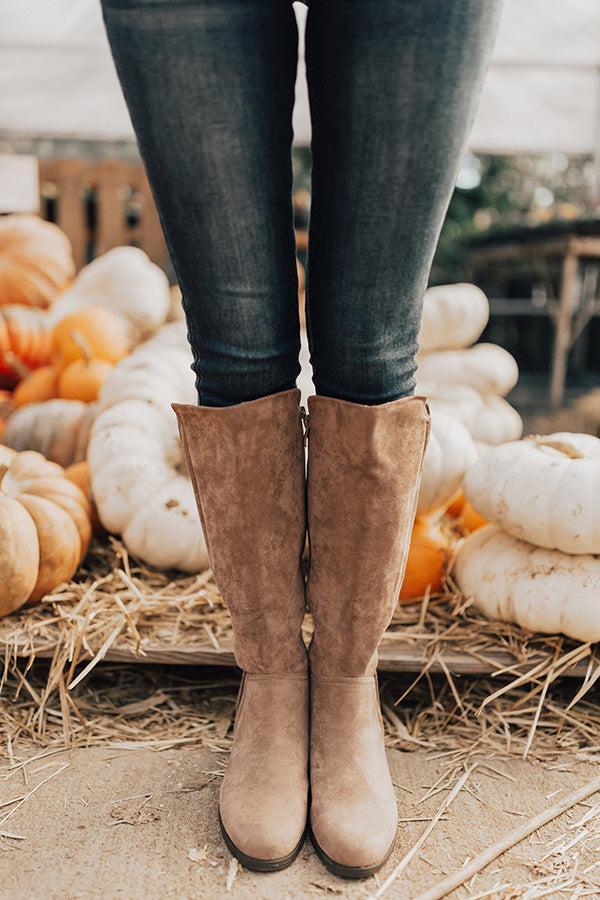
[
  {"left": 309, "top": 826, "right": 395, "bottom": 880},
  {"left": 219, "top": 812, "right": 307, "bottom": 873}
]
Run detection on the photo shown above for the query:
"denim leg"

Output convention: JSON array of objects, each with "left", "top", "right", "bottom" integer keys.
[
  {"left": 101, "top": 0, "right": 300, "bottom": 406},
  {"left": 305, "top": 0, "right": 502, "bottom": 404}
]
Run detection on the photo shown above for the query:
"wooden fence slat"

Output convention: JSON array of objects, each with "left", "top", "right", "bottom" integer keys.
[{"left": 39, "top": 158, "right": 169, "bottom": 271}]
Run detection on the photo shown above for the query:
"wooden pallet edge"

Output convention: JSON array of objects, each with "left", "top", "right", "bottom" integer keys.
[{"left": 3, "top": 640, "right": 590, "bottom": 679}]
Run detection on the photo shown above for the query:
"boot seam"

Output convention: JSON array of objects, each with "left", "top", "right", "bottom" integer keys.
[
  {"left": 245, "top": 672, "right": 309, "bottom": 682},
  {"left": 311, "top": 675, "right": 375, "bottom": 686}
]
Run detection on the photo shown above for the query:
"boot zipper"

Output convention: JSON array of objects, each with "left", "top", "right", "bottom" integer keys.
[{"left": 300, "top": 406, "right": 310, "bottom": 446}]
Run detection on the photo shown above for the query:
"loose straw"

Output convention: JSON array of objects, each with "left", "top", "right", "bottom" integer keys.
[
  {"left": 369, "top": 763, "right": 477, "bottom": 899},
  {"left": 415, "top": 773, "right": 600, "bottom": 900}
]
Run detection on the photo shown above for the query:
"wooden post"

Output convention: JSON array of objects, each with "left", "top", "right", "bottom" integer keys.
[
  {"left": 549, "top": 249, "right": 579, "bottom": 408},
  {"left": 40, "top": 160, "right": 89, "bottom": 269}
]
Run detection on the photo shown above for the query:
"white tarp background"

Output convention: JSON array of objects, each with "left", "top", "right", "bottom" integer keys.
[{"left": 0, "top": 0, "right": 599, "bottom": 157}]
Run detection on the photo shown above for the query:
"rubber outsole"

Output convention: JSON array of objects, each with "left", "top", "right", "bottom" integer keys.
[
  {"left": 219, "top": 813, "right": 307, "bottom": 873},
  {"left": 309, "top": 826, "right": 395, "bottom": 880}
]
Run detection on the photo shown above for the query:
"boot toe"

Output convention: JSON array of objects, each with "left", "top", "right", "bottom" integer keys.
[
  {"left": 310, "top": 800, "right": 397, "bottom": 872},
  {"left": 220, "top": 795, "right": 307, "bottom": 865}
]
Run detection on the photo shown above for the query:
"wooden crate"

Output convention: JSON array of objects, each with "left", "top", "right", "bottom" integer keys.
[{"left": 39, "top": 158, "right": 168, "bottom": 271}]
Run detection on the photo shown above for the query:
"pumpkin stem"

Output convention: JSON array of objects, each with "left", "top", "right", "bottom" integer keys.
[
  {"left": 529, "top": 434, "right": 585, "bottom": 459},
  {"left": 70, "top": 329, "right": 93, "bottom": 364}
]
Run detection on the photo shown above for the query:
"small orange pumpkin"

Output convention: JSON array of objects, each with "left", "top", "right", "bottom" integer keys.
[
  {"left": 445, "top": 491, "right": 488, "bottom": 534},
  {"left": 52, "top": 306, "right": 129, "bottom": 371},
  {"left": 12, "top": 365, "right": 60, "bottom": 407},
  {"left": 0, "top": 305, "right": 53, "bottom": 386},
  {"left": 58, "top": 358, "right": 114, "bottom": 403},
  {"left": 399, "top": 517, "right": 451, "bottom": 603}
]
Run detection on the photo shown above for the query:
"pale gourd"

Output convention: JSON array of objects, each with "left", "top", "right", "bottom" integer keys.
[
  {"left": 464, "top": 432, "right": 600, "bottom": 554},
  {"left": 89, "top": 322, "right": 209, "bottom": 572},
  {"left": 417, "top": 410, "right": 478, "bottom": 516},
  {"left": 416, "top": 343, "right": 519, "bottom": 397},
  {"left": 418, "top": 283, "right": 489, "bottom": 352},
  {"left": 454, "top": 525, "right": 600, "bottom": 643},
  {"left": 420, "top": 382, "right": 523, "bottom": 446},
  {"left": 0, "top": 445, "right": 91, "bottom": 615},
  {"left": 4, "top": 399, "right": 97, "bottom": 467},
  {"left": 49, "top": 247, "right": 170, "bottom": 344}
]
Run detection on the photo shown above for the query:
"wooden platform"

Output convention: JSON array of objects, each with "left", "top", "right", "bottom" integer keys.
[{"left": 9, "top": 639, "right": 591, "bottom": 679}]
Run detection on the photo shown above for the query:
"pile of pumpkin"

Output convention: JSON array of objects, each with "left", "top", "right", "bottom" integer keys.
[
  {"left": 0, "top": 214, "right": 173, "bottom": 614},
  {"left": 1, "top": 215, "right": 174, "bottom": 461},
  {"left": 454, "top": 433, "right": 600, "bottom": 642},
  {"left": 2, "top": 214, "right": 599, "bottom": 650}
]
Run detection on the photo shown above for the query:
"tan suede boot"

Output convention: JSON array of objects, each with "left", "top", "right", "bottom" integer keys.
[
  {"left": 173, "top": 389, "right": 309, "bottom": 872},
  {"left": 306, "top": 394, "right": 430, "bottom": 878}
]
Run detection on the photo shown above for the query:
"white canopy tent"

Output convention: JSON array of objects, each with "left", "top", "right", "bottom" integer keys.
[{"left": 0, "top": 0, "right": 599, "bottom": 163}]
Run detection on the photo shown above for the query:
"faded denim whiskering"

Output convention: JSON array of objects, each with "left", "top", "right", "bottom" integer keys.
[{"left": 102, "top": 0, "right": 501, "bottom": 407}]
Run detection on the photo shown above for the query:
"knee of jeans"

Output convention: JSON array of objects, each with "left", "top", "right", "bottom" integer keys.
[
  {"left": 191, "top": 338, "right": 300, "bottom": 407},
  {"left": 311, "top": 340, "right": 418, "bottom": 405}
]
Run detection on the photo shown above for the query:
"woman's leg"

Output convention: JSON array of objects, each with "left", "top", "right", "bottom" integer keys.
[
  {"left": 304, "top": 0, "right": 501, "bottom": 878},
  {"left": 102, "top": 0, "right": 300, "bottom": 406},
  {"left": 306, "top": 0, "right": 502, "bottom": 404},
  {"left": 102, "top": 1, "right": 309, "bottom": 873}
]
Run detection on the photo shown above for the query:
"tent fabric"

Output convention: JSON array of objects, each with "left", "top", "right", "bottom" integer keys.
[{"left": 0, "top": 0, "right": 599, "bottom": 156}]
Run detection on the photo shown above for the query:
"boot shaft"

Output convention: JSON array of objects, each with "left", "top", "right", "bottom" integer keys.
[
  {"left": 306, "top": 394, "right": 430, "bottom": 676},
  {"left": 174, "top": 388, "right": 308, "bottom": 673}
]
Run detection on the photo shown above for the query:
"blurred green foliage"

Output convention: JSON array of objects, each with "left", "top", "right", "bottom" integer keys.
[{"left": 292, "top": 149, "right": 597, "bottom": 285}]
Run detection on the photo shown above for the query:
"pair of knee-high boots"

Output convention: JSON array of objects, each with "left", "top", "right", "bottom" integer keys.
[{"left": 174, "top": 388, "right": 430, "bottom": 878}]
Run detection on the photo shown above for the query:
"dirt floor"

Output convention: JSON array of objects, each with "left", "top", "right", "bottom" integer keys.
[{"left": 2, "top": 746, "right": 599, "bottom": 899}]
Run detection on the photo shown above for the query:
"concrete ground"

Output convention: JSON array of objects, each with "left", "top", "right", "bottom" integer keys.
[{"left": 1, "top": 746, "right": 599, "bottom": 899}]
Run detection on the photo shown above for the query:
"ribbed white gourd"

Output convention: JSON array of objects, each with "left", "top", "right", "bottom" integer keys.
[
  {"left": 454, "top": 525, "right": 600, "bottom": 642},
  {"left": 88, "top": 322, "right": 209, "bottom": 572},
  {"left": 464, "top": 432, "right": 600, "bottom": 554},
  {"left": 418, "top": 283, "right": 489, "bottom": 352},
  {"left": 417, "top": 410, "right": 478, "bottom": 515},
  {"left": 49, "top": 246, "right": 170, "bottom": 344},
  {"left": 420, "top": 382, "right": 523, "bottom": 446},
  {"left": 416, "top": 343, "right": 519, "bottom": 397}
]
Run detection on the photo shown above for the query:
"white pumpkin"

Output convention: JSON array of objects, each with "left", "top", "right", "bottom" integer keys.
[
  {"left": 419, "top": 283, "right": 489, "bottom": 352},
  {"left": 49, "top": 247, "right": 170, "bottom": 344},
  {"left": 89, "top": 323, "right": 209, "bottom": 572},
  {"left": 468, "top": 395, "right": 523, "bottom": 445},
  {"left": 4, "top": 399, "right": 97, "bottom": 466},
  {"left": 454, "top": 525, "right": 600, "bottom": 643},
  {"left": 417, "top": 410, "right": 478, "bottom": 515},
  {"left": 464, "top": 432, "right": 600, "bottom": 555},
  {"left": 167, "top": 284, "right": 186, "bottom": 322},
  {"left": 420, "top": 382, "right": 523, "bottom": 446},
  {"left": 416, "top": 343, "right": 519, "bottom": 397}
]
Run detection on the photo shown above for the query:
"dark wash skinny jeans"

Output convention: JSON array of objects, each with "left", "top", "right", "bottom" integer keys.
[{"left": 102, "top": 0, "right": 501, "bottom": 407}]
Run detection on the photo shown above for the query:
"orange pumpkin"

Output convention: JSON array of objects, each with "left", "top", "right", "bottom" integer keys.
[
  {"left": 445, "top": 492, "right": 465, "bottom": 519},
  {"left": 0, "top": 306, "right": 53, "bottom": 386},
  {"left": 398, "top": 517, "right": 451, "bottom": 603},
  {"left": 58, "top": 358, "right": 114, "bottom": 403},
  {"left": 12, "top": 365, "right": 60, "bottom": 407},
  {"left": 65, "top": 460, "right": 104, "bottom": 537},
  {"left": 0, "top": 390, "right": 10, "bottom": 440},
  {"left": 0, "top": 215, "right": 74, "bottom": 309},
  {"left": 0, "top": 445, "right": 91, "bottom": 615},
  {"left": 445, "top": 491, "right": 488, "bottom": 534},
  {"left": 52, "top": 307, "right": 129, "bottom": 371}
]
